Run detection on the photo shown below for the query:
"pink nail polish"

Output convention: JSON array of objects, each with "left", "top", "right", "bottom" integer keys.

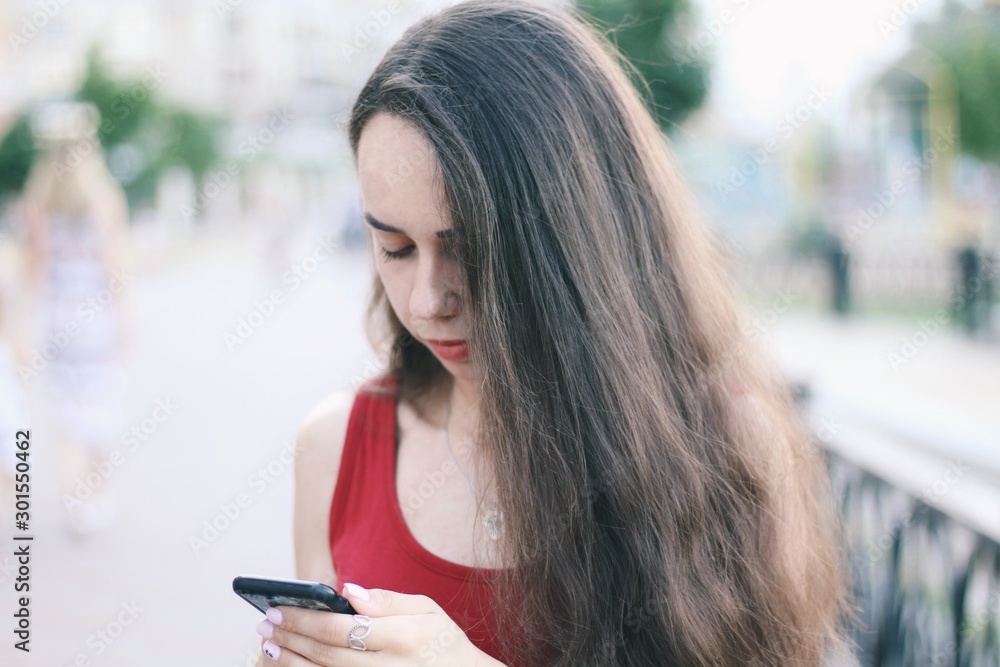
[
  {"left": 255, "top": 620, "right": 273, "bottom": 639},
  {"left": 266, "top": 607, "right": 282, "bottom": 625},
  {"left": 344, "top": 582, "right": 371, "bottom": 602},
  {"left": 263, "top": 640, "right": 281, "bottom": 660}
]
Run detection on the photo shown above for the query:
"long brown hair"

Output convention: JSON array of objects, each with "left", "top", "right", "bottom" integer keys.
[
  {"left": 24, "top": 138, "right": 121, "bottom": 219},
  {"left": 348, "top": 1, "right": 851, "bottom": 664}
]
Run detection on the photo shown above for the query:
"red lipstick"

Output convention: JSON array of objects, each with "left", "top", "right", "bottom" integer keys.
[{"left": 425, "top": 339, "right": 469, "bottom": 362}]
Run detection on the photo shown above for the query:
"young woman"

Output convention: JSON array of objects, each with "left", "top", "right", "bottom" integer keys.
[
  {"left": 254, "top": 1, "right": 852, "bottom": 665},
  {"left": 21, "top": 103, "right": 132, "bottom": 536}
]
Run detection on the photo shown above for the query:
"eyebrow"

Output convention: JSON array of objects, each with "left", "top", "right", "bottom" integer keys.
[{"left": 364, "top": 213, "right": 455, "bottom": 239}]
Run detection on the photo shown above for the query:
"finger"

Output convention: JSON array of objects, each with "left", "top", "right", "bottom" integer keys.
[
  {"left": 340, "top": 582, "right": 442, "bottom": 618},
  {"left": 267, "top": 627, "right": 377, "bottom": 666},
  {"left": 269, "top": 606, "right": 385, "bottom": 651},
  {"left": 269, "top": 612, "right": 441, "bottom": 661},
  {"left": 260, "top": 638, "right": 334, "bottom": 667}
]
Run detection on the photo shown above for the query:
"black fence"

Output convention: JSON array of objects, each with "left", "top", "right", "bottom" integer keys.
[
  {"left": 733, "top": 245, "right": 998, "bottom": 339},
  {"left": 820, "top": 441, "right": 1000, "bottom": 666}
]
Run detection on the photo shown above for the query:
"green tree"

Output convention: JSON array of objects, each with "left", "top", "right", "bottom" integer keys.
[
  {"left": 0, "top": 46, "right": 222, "bottom": 212},
  {"left": 114, "top": 105, "right": 224, "bottom": 208},
  {"left": 912, "top": 1, "right": 1000, "bottom": 164},
  {"left": 76, "top": 47, "right": 155, "bottom": 149},
  {"left": 0, "top": 113, "right": 38, "bottom": 202},
  {"left": 76, "top": 48, "right": 222, "bottom": 208},
  {"left": 576, "top": 0, "right": 711, "bottom": 132}
]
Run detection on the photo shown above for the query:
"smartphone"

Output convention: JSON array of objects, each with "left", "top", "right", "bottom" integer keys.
[{"left": 233, "top": 576, "right": 357, "bottom": 615}]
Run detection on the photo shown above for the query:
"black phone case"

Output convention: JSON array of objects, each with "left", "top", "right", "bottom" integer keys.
[{"left": 233, "top": 575, "right": 357, "bottom": 615}]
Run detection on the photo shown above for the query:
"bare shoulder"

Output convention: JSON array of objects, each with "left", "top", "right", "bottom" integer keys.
[
  {"left": 292, "top": 387, "right": 358, "bottom": 584},
  {"left": 296, "top": 388, "right": 357, "bottom": 469}
]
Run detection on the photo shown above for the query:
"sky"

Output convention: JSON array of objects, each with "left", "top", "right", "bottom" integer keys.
[{"left": 701, "top": 0, "right": 948, "bottom": 137}]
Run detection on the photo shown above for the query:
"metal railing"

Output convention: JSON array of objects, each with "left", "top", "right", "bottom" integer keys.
[{"left": 797, "top": 384, "right": 1000, "bottom": 666}]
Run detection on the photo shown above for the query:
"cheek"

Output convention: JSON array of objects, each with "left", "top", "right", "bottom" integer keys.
[{"left": 379, "top": 269, "right": 411, "bottom": 324}]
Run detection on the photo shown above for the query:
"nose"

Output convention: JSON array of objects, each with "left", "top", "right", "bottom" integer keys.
[{"left": 409, "top": 252, "right": 461, "bottom": 321}]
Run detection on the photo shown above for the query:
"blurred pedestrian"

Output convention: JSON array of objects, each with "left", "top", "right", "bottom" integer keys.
[
  {"left": 21, "top": 101, "right": 132, "bottom": 537},
  {"left": 827, "top": 231, "right": 851, "bottom": 315},
  {"left": 0, "top": 281, "right": 31, "bottom": 533}
]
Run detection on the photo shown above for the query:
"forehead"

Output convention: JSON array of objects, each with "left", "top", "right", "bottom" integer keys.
[{"left": 356, "top": 112, "right": 450, "bottom": 236}]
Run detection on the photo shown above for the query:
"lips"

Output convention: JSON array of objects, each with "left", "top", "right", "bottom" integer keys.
[{"left": 425, "top": 338, "right": 469, "bottom": 362}]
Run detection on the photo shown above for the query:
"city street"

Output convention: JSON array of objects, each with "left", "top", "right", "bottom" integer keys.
[{"left": 1, "top": 223, "right": 997, "bottom": 666}]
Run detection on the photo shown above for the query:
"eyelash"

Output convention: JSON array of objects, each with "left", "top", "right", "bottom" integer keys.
[{"left": 379, "top": 245, "right": 414, "bottom": 262}]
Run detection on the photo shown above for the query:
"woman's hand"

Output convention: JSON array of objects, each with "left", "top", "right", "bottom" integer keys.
[{"left": 255, "top": 583, "right": 506, "bottom": 666}]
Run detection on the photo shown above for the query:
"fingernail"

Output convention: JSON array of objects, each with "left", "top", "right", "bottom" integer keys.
[
  {"left": 344, "top": 582, "right": 371, "bottom": 602},
  {"left": 266, "top": 607, "right": 282, "bottom": 625},
  {"left": 262, "top": 640, "right": 281, "bottom": 660},
  {"left": 255, "top": 620, "right": 273, "bottom": 639}
]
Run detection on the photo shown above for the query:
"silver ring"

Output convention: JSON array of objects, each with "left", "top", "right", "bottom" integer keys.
[{"left": 347, "top": 614, "right": 372, "bottom": 651}]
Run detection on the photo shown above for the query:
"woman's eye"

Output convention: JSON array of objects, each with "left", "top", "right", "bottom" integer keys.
[{"left": 379, "top": 245, "right": 414, "bottom": 261}]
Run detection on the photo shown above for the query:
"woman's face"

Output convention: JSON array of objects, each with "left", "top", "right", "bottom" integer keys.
[{"left": 357, "top": 112, "right": 472, "bottom": 373}]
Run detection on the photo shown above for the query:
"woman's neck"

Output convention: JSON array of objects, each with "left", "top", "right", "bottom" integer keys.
[{"left": 446, "top": 376, "right": 481, "bottom": 440}]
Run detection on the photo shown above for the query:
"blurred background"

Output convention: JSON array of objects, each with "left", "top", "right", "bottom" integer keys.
[{"left": 0, "top": 0, "right": 997, "bottom": 664}]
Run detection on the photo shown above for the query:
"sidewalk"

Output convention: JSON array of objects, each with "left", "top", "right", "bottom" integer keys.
[{"left": 762, "top": 310, "right": 999, "bottom": 457}]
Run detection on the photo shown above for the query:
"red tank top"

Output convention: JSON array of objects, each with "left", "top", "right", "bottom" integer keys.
[{"left": 328, "top": 372, "right": 520, "bottom": 665}]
